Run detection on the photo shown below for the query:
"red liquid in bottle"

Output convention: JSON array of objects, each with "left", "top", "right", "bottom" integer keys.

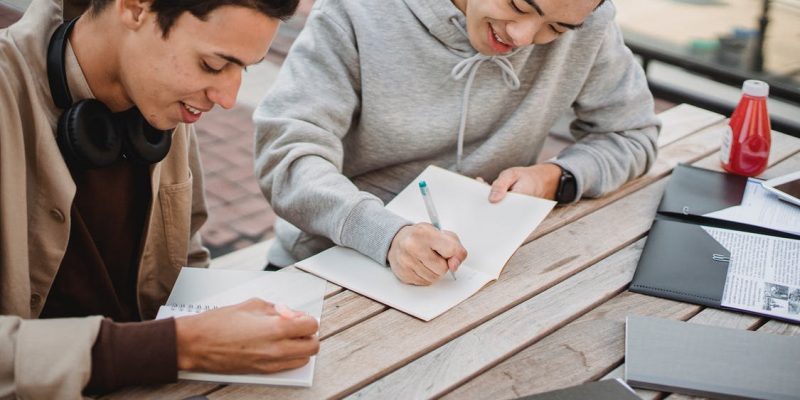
[{"left": 720, "top": 80, "right": 771, "bottom": 176}]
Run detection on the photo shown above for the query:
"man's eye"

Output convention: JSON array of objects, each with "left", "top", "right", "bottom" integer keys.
[
  {"left": 549, "top": 25, "right": 564, "bottom": 35},
  {"left": 509, "top": 0, "right": 525, "bottom": 14},
  {"left": 202, "top": 61, "right": 223, "bottom": 75}
]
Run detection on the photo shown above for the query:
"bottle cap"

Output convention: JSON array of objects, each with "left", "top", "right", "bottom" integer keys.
[{"left": 742, "top": 80, "right": 769, "bottom": 97}]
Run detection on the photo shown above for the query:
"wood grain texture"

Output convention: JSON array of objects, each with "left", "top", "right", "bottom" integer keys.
[
  {"left": 444, "top": 150, "right": 799, "bottom": 400},
  {"left": 656, "top": 104, "right": 724, "bottom": 147},
  {"left": 444, "top": 291, "right": 701, "bottom": 400},
  {"left": 99, "top": 382, "right": 220, "bottom": 400},
  {"left": 350, "top": 239, "right": 647, "bottom": 400},
  {"left": 320, "top": 291, "right": 387, "bottom": 340},
  {"left": 104, "top": 108, "right": 798, "bottom": 400},
  {"left": 205, "top": 106, "right": 736, "bottom": 398},
  {"left": 209, "top": 175, "right": 672, "bottom": 399}
]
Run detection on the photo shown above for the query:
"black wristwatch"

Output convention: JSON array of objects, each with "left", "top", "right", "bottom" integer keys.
[{"left": 555, "top": 167, "right": 577, "bottom": 204}]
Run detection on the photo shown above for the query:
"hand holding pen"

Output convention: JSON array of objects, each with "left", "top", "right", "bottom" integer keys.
[
  {"left": 418, "top": 181, "right": 457, "bottom": 281},
  {"left": 386, "top": 181, "right": 467, "bottom": 285}
]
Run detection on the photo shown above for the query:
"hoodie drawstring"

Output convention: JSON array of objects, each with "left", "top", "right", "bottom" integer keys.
[{"left": 449, "top": 17, "right": 521, "bottom": 172}]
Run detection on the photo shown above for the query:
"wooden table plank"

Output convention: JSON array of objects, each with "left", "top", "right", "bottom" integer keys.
[
  {"left": 656, "top": 104, "right": 724, "bottom": 147},
  {"left": 206, "top": 104, "right": 736, "bottom": 397},
  {"left": 350, "top": 137, "right": 800, "bottom": 400},
  {"left": 209, "top": 173, "right": 673, "bottom": 399},
  {"left": 469, "top": 153, "right": 800, "bottom": 400},
  {"left": 106, "top": 107, "right": 797, "bottom": 399},
  {"left": 349, "top": 239, "right": 646, "bottom": 400},
  {"left": 99, "top": 382, "right": 220, "bottom": 400},
  {"left": 444, "top": 291, "right": 702, "bottom": 400},
  {"left": 320, "top": 291, "right": 386, "bottom": 340}
]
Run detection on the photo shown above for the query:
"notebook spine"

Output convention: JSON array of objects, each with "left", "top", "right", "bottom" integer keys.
[{"left": 166, "top": 303, "right": 218, "bottom": 313}]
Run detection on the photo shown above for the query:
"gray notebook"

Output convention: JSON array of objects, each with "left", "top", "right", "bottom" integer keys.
[{"left": 625, "top": 316, "right": 800, "bottom": 400}]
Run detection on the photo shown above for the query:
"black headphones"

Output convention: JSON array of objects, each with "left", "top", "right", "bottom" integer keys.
[{"left": 47, "top": 18, "right": 172, "bottom": 169}]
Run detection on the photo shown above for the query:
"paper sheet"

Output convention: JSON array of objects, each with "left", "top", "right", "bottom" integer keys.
[
  {"left": 297, "top": 165, "right": 555, "bottom": 321},
  {"left": 706, "top": 179, "right": 800, "bottom": 236},
  {"left": 156, "top": 268, "right": 326, "bottom": 386},
  {"left": 703, "top": 227, "right": 800, "bottom": 322}
]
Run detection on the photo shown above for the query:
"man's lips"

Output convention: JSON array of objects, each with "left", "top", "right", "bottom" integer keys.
[{"left": 488, "top": 24, "right": 513, "bottom": 53}]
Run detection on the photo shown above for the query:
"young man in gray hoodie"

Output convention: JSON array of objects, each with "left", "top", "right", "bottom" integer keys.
[{"left": 255, "top": 0, "right": 661, "bottom": 285}]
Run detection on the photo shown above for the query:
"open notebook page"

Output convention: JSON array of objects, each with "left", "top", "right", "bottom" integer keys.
[
  {"left": 156, "top": 268, "right": 326, "bottom": 386},
  {"left": 297, "top": 165, "right": 555, "bottom": 321}
]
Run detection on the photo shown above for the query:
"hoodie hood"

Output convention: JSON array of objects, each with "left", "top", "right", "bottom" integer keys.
[{"left": 403, "top": 0, "right": 474, "bottom": 55}]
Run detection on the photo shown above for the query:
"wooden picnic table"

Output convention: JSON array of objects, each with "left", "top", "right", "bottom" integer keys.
[{"left": 105, "top": 104, "right": 800, "bottom": 400}]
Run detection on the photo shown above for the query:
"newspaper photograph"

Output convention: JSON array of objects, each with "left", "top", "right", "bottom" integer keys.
[{"left": 703, "top": 226, "right": 800, "bottom": 322}]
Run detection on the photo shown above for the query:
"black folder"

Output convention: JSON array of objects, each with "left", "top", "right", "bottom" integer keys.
[
  {"left": 656, "top": 164, "right": 799, "bottom": 239},
  {"left": 630, "top": 164, "right": 800, "bottom": 321},
  {"left": 630, "top": 219, "right": 730, "bottom": 307},
  {"left": 658, "top": 164, "right": 747, "bottom": 218}
]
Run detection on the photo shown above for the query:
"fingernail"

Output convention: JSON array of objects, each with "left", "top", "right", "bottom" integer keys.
[{"left": 275, "top": 303, "right": 297, "bottom": 319}]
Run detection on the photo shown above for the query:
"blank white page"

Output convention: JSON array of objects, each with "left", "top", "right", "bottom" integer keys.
[{"left": 297, "top": 166, "right": 555, "bottom": 321}]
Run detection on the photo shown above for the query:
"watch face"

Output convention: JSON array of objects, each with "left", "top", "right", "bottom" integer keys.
[{"left": 558, "top": 170, "right": 577, "bottom": 203}]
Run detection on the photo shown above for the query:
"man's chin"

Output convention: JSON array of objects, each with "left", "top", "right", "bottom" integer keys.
[{"left": 146, "top": 117, "right": 179, "bottom": 131}]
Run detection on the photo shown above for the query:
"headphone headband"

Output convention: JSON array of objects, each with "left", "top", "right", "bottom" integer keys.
[{"left": 47, "top": 18, "right": 78, "bottom": 109}]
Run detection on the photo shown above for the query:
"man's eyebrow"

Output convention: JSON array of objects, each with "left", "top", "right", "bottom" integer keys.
[
  {"left": 523, "top": 0, "right": 545, "bottom": 16},
  {"left": 524, "top": 0, "right": 585, "bottom": 30},
  {"left": 214, "top": 52, "right": 265, "bottom": 67}
]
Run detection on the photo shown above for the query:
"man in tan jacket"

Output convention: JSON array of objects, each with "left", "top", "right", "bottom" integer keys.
[{"left": 0, "top": 0, "right": 319, "bottom": 397}]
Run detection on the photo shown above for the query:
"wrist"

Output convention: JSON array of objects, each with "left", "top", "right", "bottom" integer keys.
[
  {"left": 549, "top": 163, "right": 577, "bottom": 204},
  {"left": 538, "top": 163, "right": 563, "bottom": 200},
  {"left": 174, "top": 316, "right": 199, "bottom": 371}
]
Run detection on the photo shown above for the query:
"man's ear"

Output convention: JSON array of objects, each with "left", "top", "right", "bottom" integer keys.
[{"left": 117, "top": 0, "right": 151, "bottom": 31}]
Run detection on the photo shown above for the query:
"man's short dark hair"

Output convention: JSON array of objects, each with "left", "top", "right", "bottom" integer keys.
[{"left": 89, "top": 0, "right": 300, "bottom": 37}]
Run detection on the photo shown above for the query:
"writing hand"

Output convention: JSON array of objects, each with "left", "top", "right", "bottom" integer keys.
[{"left": 387, "top": 223, "right": 468, "bottom": 285}]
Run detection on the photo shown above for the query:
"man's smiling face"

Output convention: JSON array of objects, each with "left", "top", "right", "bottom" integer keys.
[{"left": 452, "top": 0, "right": 603, "bottom": 55}]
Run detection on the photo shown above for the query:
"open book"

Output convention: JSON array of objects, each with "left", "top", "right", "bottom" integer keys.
[
  {"left": 296, "top": 165, "right": 556, "bottom": 321},
  {"left": 155, "top": 267, "right": 326, "bottom": 386}
]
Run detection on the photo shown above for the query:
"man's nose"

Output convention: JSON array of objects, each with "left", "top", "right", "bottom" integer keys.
[{"left": 208, "top": 71, "right": 242, "bottom": 110}]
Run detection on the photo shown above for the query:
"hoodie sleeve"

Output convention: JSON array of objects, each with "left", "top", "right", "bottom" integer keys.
[
  {"left": 254, "top": 5, "right": 410, "bottom": 265},
  {"left": 550, "top": 19, "right": 661, "bottom": 201}
]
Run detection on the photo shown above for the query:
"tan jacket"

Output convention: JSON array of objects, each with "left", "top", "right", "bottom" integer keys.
[{"left": 0, "top": 0, "right": 210, "bottom": 397}]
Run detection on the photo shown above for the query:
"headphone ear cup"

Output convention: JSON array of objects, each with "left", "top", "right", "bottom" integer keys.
[
  {"left": 56, "top": 99, "right": 122, "bottom": 169},
  {"left": 119, "top": 108, "right": 173, "bottom": 165}
]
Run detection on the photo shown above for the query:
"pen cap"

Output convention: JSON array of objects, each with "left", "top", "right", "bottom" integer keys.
[{"left": 419, "top": 180, "right": 429, "bottom": 194}]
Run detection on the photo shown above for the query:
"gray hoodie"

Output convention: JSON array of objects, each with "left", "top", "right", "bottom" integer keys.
[{"left": 255, "top": 0, "right": 660, "bottom": 267}]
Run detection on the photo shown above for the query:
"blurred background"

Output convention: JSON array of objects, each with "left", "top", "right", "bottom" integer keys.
[{"left": 1, "top": 0, "right": 798, "bottom": 258}]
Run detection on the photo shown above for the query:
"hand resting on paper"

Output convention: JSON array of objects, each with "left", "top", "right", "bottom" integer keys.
[
  {"left": 478, "top": 163, "right": 561, "bottom": 203},
  {"left": 174, "top": 298, "right": 319, "bottom": 374},
  {"left": 387, "top": 223, "right": 468, "bottom": 285}
]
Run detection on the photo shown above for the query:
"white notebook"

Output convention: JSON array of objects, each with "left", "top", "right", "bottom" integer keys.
[
  {"left": 155, "top": 267, "right": 326, "bottom": 387},
  {"left": 296, "top": 165, "right": 555, "bottom": 321}
]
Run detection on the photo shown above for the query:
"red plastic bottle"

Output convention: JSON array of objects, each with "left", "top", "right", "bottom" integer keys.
[{"left": 720, "top": 80, "right": 771, "bottom": 176}]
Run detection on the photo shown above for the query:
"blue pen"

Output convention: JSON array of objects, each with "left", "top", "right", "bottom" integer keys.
[{"left": 419, "top": 181, "right": 457, "bottom": 281}]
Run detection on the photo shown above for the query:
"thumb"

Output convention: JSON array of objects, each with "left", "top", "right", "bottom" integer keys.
[{"left": 490, "top": 169, "right": 518, "bottom": 203}]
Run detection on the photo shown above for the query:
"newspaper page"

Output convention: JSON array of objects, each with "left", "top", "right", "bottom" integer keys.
[
  {"left": 706, "top": 179, "right": 800, "bottom": 236},
  {"left": 703, "top": 227, "right": 800, "bottom": 322}
]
